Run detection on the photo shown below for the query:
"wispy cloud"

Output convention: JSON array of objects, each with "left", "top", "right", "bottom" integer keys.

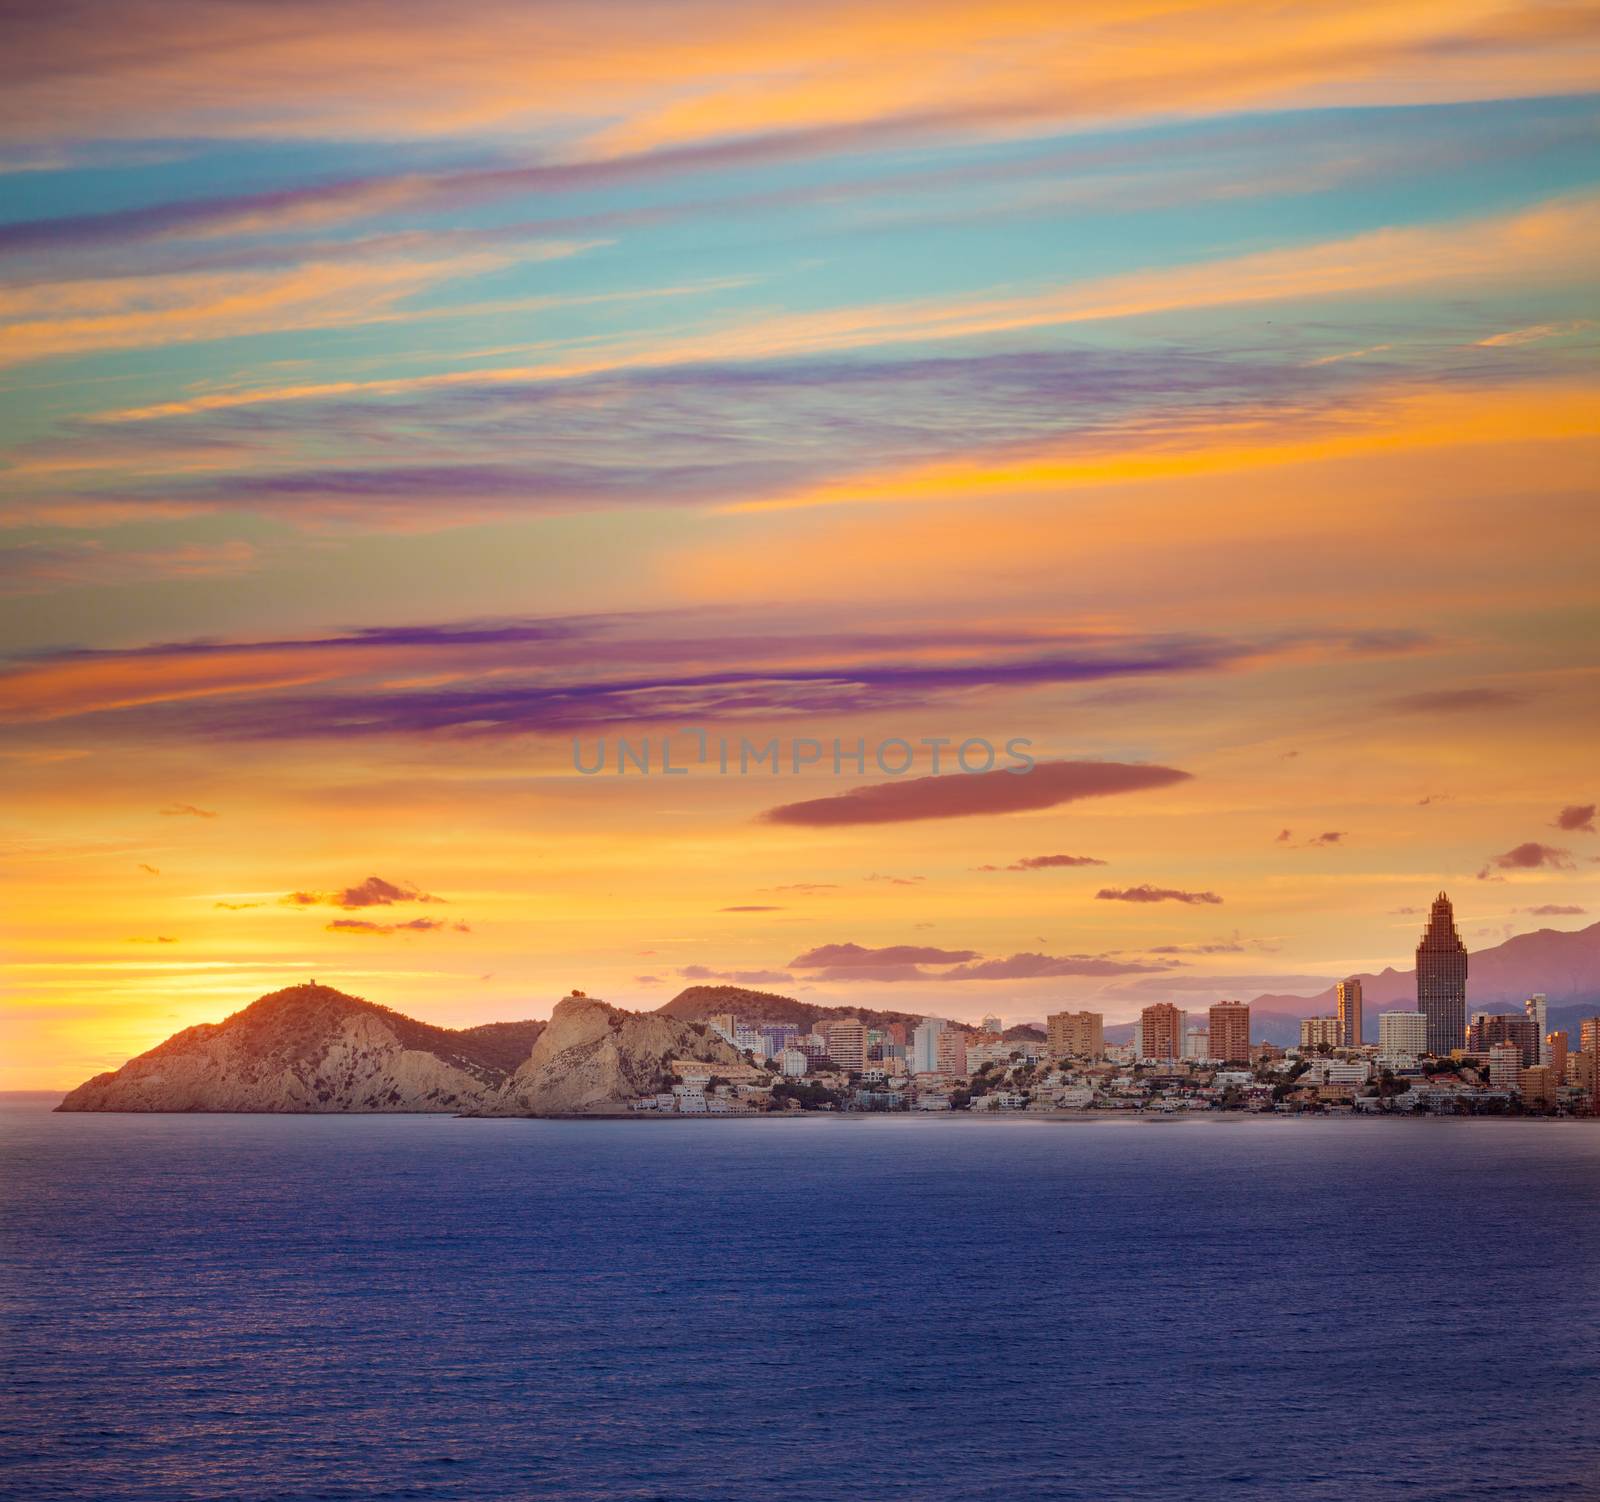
[
  {"left": 976, "top": 853, "right": 1107, "bottom": 871},
  {"left": 285, "top": 876, "right": 444, "bottom": 909},
  {"left": 5, "top": 0, "right": 1592, "bottom": 156},
  {"left": 765, "top": 760, "right": 1190, "bottom": 828},
  {"left": 326, "top": 917, "right": 469, "bottom": 935},
  {"left": 1097, "top": 885, "right": 1223, "bottom": 905}
]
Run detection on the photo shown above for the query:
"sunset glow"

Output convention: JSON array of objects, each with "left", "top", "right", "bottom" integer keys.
[{"left": 3, "top": 0, "right": 1598, "bottom": 1088}]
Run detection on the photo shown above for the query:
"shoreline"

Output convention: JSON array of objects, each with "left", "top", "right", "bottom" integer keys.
[{"left": 23, "top": 1100, "right": 1598, "bottom": 1124}]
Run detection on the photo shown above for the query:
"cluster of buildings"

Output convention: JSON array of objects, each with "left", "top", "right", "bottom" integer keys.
[{"left": 628, "top": 894, "right": 1599, "bottom": 1118}]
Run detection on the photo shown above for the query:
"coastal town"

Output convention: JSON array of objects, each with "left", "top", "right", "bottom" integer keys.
[{"left": 629, "top": 894, "right": 1600, "bottom": 1119}]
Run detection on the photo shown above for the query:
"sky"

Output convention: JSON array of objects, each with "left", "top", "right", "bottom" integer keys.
[{"left": 2, "top": 0, "right": 1598, "bottom": 1088}]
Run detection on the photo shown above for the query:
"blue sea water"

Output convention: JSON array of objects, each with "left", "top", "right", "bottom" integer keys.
[{"left": 2, "top": 1099, "right": 1598, "bottom": 1502}]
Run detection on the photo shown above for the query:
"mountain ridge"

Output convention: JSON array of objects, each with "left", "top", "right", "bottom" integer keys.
[
  {"left": 58, "top": 984, "right": 545, "bottom": 1114},
  {"left": 57, "top": 985, "right": 741, "bottom": 1115}
]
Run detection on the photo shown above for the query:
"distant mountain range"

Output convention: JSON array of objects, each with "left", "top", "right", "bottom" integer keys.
[
  {"left": 1095, "top": 921, "right": 1600, "bottom": 1046},
  {"left": 1236, "top": 921, "right": 1600, "bottom": 1017}
]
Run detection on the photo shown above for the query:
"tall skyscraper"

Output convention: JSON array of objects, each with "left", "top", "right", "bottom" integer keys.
[
  {"left": 1208, "top": 1001, "right": 1251, "bottom": 1063},
  {"left": 1336, "top": 978, "right": 1363, "bottom": 1050},
  {"left": 1139, "top": 1003, "right": 1183, "bottom": 1063},
  {"left": 1416, "top": 891, "right": 1467, "bottom": 1056},
  {"left": 1525, "top": 995, "right": 1548, "bottom": 1065}
]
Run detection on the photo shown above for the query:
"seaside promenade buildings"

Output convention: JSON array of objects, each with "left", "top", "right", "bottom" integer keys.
[
  {"left": 630, "top": 991, "right": 1600, "bottom": 1116},
  {"left": 1417, "top": 891, "right": 1469, "bottom": 1055},
  {"left": 628, "top": 891, "right": 1596, "bottom": 1119}
]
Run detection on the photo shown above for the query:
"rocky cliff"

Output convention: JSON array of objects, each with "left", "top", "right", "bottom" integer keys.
[
  {"left": 495, "top": 995, "right": 745, "bottom": 1115},
  {"left": 57, "top": 984, "right": 542, "bottom": 1113}
]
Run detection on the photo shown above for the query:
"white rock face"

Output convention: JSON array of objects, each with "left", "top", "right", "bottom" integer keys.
[
  {"left": 58, "top": 985, "right": 515, "bottom": 1113},
  {"left": 496, "top": 996, "right": 744, "bottom": 1114}
]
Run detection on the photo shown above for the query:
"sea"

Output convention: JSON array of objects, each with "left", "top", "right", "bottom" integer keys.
[{"left": 2, "top": 1096, "right": 1597, "bottom": 1502}]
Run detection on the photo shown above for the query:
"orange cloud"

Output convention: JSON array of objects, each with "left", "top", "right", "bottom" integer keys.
[
  {"left": 2, "top": 0, "right": 1594, "bottom": 152},
  {"left": 0, "top": 251, "right": 526, "bottom": 367},
  {"left": 726, "top": 378, "right": 1600, "bottom": 514}
]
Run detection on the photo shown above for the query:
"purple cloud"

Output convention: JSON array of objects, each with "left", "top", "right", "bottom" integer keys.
[
  {"left": 1097, "top": 885, "right": 1223, "bottom": 905},
  {"left": 327, "top": 917, "right": 468, "bottom": 935},
  {"left": 1004, "top": 853, "right": 1107, "bottom": 870},
  {"left": 1554, "top": 803, "right": 1596, "bottom": 833},
  {"left": 765, "top": 760, "right": 1190, "bottom": 828},
  {"left": 286, "top": 875, "right": 444, "bottom": 909},
  {"left": 1477, "top": 842, "right": 1573, "bottom": 877}
]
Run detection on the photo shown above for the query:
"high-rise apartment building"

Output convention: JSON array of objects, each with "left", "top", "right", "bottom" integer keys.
[
  {"left": 1416, "top": 892, "right": 1468, "bottom": 1055},
  {"left": 1208, "top": 1001, "right": 1251, "bottom": 1064},
  {"left": 1486, "top": 1042, "right": 1521, "bottom": 1090},
  {"left": 1336, "top": 978, "right": 1364, "bottom": 1050},
  {"left": 1300, "top": 1016, "right": 1342, "bottom": 1050},
  {"left": 819, "top": 1018, "right": 867, "bottom": 1073},
  {"left": 1139, "top": 1003, "right": 1184, "bottom": 1062},
  {"left": 911, "top": 1018, "right": 945, "bottom": 1073},
  {"left": 1548, "top": 1030, "right": 1569, "bottom": 1081},
  {"left": 936, "top": 1029, "right": 968, "bottom": 1077},
  {"left": 980, "top": 1013, "right": 1004, "bottom": 1035},
  {"left": 1518, "top": 1065, "right": 1558, "bottom": 1108},
  {"left": 1378, "top": 1011, "right": 1427, "bottom": 1061},
  {"left": 1469, "top": 1011, "right": 1536, "bottom": 1064},
  {"left": 1582, "top": 1017, "right": 1600, "bottom": 1061},
  {"left": 1525, "top": 995, "right": 1549, "bottom": 1065},
  {"left": 1046, "top": 1009, "right": 1104, "bottom": 1060}
]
